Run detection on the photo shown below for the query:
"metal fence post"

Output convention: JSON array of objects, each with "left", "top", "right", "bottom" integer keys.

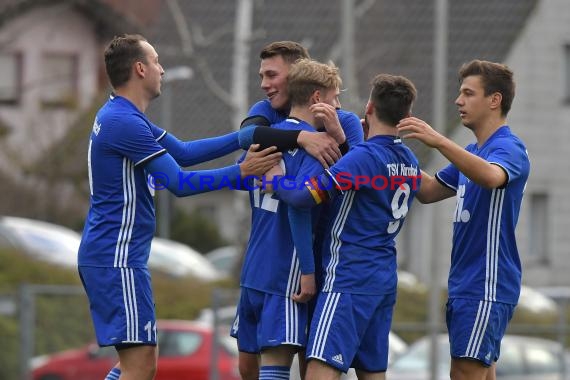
[
  {"left": 209, "top": 288, "right": 221, "bottom": 380},
  {"left": 19, "top": 284, "right": 35, "bottom": 380}
]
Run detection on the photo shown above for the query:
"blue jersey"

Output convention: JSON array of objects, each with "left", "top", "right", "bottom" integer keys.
[
  {"left": 240, "top": 118, "right": 323, "bottom": 296},
  {"left": 321, "top": 136, "right": 420, "bottom": 295},
  {"left": 78, "top": 95, "right": 166, "bottom": 268},
  {"left": 247, "top": 100, "right": 365, "bottom": 281},
  {"left": 247, "top": 99, "right": 364, "bottom": 149},
  {"left": 436, "top": 126, "right": 530, "bottom": 305}
]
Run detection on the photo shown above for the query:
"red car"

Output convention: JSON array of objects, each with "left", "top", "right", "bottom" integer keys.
[{"left": 31, "top": 320, "right": 240, "bottom": 380}]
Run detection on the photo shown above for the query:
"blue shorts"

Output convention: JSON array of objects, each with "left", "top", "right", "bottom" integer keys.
[
  {"left": 79, "top": 266, "right": 157, "bottom": 347},
  {"left": 231, "top": 287, "right": 308, "bottom": 353},
  {"left": 446, "top": 298, "right": 515, "bottom": 366},
  {"left": 306, "top": 291, "right": 396, "bottom": 373}
]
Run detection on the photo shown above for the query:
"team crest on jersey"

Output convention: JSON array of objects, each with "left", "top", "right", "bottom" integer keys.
[
  {"left": 92, "top": 119, "right": 101, "bottom": 136},
  {"left": 287, "top": 148, "right": 298, "bottom": 156}
]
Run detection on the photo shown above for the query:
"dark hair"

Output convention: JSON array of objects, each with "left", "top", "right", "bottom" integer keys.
[
  {"left": 260, "top": 41, "right": 310, "bottom": 65},
  {"left": 459, "top": 60, "right": 515, "bottom": 116},
  {"left": 104, "top": 34, "right": 148, "bottom": 89},
  {"left": 370, "top": 74, "right": 417, "bottom": 126},
  {"left": 287, "top": 59, "right": 341, "bottom": 106}
]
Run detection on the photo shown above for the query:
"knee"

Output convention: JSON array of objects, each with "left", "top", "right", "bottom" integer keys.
[
  {"left": 144, "top": 360, "right": 158, "bottom": 378},
  {"left": 131, "top": 358, "right": 156, "bottom": 380},
  {"left": 450, "top": 364, "right": 469, "bottom": 380},
  {"left": 239, "top": 362, "right": 259, "bottom": 380}
]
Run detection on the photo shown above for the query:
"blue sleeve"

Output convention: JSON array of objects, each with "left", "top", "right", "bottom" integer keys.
[
  {"left": 149, "top": 122, "right": 167, "bottom": 141},
  {"left": 278, "top": 180, "right": 318, "bottom": 208},
  {"left": 486, "top": 139, "right": 529, "bottom": 185},
  {"left": 144, "top": 153, "right": 241, "bottom": 197},
  {"left": 288, "top": 207, "right": 314, "bottom": 274},
  {"left": 108, "top": 115, "right": 166, "bottom": 166},
  {"left": 435, "top": 163, "right": 459, "bottom": 191},
  {"left": 157, "top": 132, "right": 240, "bottom": 167},
  {"left": 277, "top": 157, "right": 340, "bottom": 208},
  {"left": 248, "top": 100, "right": 280, "bottom": 121},
  {"left": 236, "top": 100, "right": 283, "bottom": 149},
  {"left": 337, "top": 110, "right": 364, "bottom": 148}
]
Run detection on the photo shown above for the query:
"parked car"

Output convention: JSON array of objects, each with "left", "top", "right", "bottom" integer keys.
[
  {"left": 205, "top": 245, "right": 241, "bottom": 276},
  {"left": 149, "top": 237, "right": 224, "bottom": 280},
  {"left": 31, "top": 320, "right": 240, "bottom": 380},
  {"left": 195, "top": 305, "right": 239, "bottom": 328},
  {"left": 387, "top": 334, "right": 565, "bottom": 380},
  {"left": 0, "top": 216, "right": 81, "bottom": 267},
  {"left": 0, "top": 215, "right": 222, "bottom": 281}
]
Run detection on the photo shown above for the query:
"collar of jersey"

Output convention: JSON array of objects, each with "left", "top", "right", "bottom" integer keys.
[
  {"left": 110, "top": 94, "right": 140, "bottom": 112},
  {"left": 367, "top": 135, "right": 402, "bottom": 145},
  {"left": 476, "top": 125, "right": 511, "bottom": 150}
]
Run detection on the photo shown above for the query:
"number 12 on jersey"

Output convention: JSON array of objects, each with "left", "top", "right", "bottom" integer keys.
[{"left": 252, "top": 188, "right": 280, "bottom": 213}]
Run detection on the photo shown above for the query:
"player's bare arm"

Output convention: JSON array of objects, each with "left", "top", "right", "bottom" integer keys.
[
  {"left": 398, "top": 117, "right": 507, "bottom": 189},
  {"left": 416, "top": 170, "right": 455, "bottom": 204}
]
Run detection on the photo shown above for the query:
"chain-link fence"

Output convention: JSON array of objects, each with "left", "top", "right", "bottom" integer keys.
[{"left": 5, "top": 284, "right": 570, "bottom": 380}]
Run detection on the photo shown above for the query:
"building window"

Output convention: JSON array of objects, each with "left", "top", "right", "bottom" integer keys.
[
  {"left": 41, "top": 53, "right": 78, "bottom": 108},
  {"left": 0, "top": 52, "right": 22, "bottom": 104},
  {"left": 528, "top": 193, "right": 549, "bottom": 264}
]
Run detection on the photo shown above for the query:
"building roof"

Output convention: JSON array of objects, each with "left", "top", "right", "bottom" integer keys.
[{"left": 145, "top": 0, "right": 537, "bottom": 165}]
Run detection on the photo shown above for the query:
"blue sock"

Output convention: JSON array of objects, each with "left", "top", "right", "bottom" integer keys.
[
  {"left": 259, "top": 365, "right": 290, "bottom": 380},
  {"left": 104, "top": 367, "right": 121, "bottom": 380}
]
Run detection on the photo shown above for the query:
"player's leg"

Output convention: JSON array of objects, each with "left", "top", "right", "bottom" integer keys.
[
  {"left": 259, "top": 345, "right": 297, "bottom": 379},
  {"left": 354, "top": 369, "right": 385, "bottom": 380},
  {"left": 257, "top": 293, "right": 309, "bottom": 379},
  {"left": 239, "top": 352, "right": 260, "bottom": 380},
  {"left": 116, "top": 344, "right": 157, "bottom": 380},
  {"left": 232, "top": 288, "right": 263, "bottom": 380},
  {"left": 104, "top": 366, "right": 121, "bottom": 379},
  {"left": 351, "top": 293, "right": 396, "bottom": 380},
  {"left": 304, "top": 292, "right": 360, "bottom": 380},
  {"left": 297, "top": 350, "right": 308, "bottom": 379},
  {"left": 305, "top": 358, "right": 342, "bottom": 380},
  {"left": 485, "top": 363, "right": 497, "bottom": 380},
  {"left": 79, "top": 266, "right": 158, "bottom": 380},
  {"left": 450, "top": 358, "right": 489, "bottom": 380},
  {"left": 446, "top": 298, "right": 514, "bottom": 380}
]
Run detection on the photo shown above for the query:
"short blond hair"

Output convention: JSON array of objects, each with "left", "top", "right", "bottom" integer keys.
[{"left": 287, "top": 59, "right": 342, "bottom": 106}]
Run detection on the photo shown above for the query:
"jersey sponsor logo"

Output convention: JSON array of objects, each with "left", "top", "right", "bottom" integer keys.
[
  {"left": 454, "top": 184, "right": 471, "bottom": 223},
  {"left": 331, "top": 353, "right": 344, "bottom": 365},
  {"left": 287, "top": 148, "right": 299, "bottom": 156}
]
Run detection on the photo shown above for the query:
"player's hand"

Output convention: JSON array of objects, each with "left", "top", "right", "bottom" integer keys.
[
  {"left": 297, "top": 131, "right": 341, "bottom": 169},
  {"left": 397, "top": 117, "right": 446, "bottom": 148},
  {"left": 310, "top": 103, "right": 345, "bottom": 144},
  {"left": 240, "top": 144, "right": 282, "bottom": 177},
  {"left": 259, "top": 164, "right": 283, "bottom": 193},
  {"left": 292, "top": 273, "right": 316, "bottom": 303}
]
